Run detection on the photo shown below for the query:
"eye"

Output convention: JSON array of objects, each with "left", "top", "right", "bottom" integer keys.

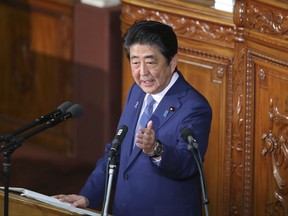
[
  {"left": 146, "top": 61, "right": 157, "bottom": 68},
  {"left": 131, "top": 61, "right": 140, "bottom": 66}
]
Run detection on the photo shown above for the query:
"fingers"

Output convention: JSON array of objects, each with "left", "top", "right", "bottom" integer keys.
[
  {"left": 70, "top": 195, "right": 89, "bottom": 207},
  {"left": 136, "top": 120, "right": 155, "bottom": 153},
  {"left": 138, "top": 120, "right": 153, "bottom": 135},
  {"left": 53, "top": 194, "right": 89, "bottom": 208}
]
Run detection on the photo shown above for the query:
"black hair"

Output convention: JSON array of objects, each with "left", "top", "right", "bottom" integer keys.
[{"left": 123, "top": 20, "right": 178, "bottom": 65}]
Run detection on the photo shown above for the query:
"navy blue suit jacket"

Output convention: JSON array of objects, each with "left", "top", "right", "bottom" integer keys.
[{"left": 80, "top": 73, "right": 212, "bottom": 216}]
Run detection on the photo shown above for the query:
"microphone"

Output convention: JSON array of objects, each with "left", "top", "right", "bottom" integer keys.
[
  {"left": 181, "top": 127, "right": 209, "bottom": 216},
  {"left": 181, "top": 128, "right": 199, "bottom": 150},
  {"left": 102, "top": 125, "right": 128, "bottom": 216},
  {"left": 37, "top": 101, "right": 74, "bottom": 123},
  {"left": 0, "top": 101, "right": 73, "bottom": 143},
  {"left": 0, "top": 104, "right": 84, "bottom": 153},
  {"left": 55, "top": 103, "right": 84, "bottom": 121},
  {"left": 109, "top": 125, "right": 128, "bottom": 159}
]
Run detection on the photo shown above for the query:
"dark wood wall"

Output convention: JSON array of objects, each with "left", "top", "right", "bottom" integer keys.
[
  {"left": 0, "top": 0, "right": 122, "bottom": 164},
  {"left": 120, "top": 0, "right": 288, "bottom": 215}
]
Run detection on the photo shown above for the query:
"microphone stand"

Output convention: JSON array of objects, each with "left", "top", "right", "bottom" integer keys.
[
  {"left": 1, "top": 125, "right": 49, "bottom": 216},
  {"left": 101, "top": 153, "right": 118, "bottom": 216},
  {"left": 0, "top": 109, "right": 79, "bottom": 216},
  {"left": 2, "top": 147, "right": 15, "bottom": 216},
  {"left": 187, "top": 144, "right": 209, "bottom": 216}
]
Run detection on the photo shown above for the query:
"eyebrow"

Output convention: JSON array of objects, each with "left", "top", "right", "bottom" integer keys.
[{"left": 130, "top": 55, "right": 156, "bottom": 60}]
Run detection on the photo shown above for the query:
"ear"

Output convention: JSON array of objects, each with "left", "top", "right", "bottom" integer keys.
[{"left": 170, "top": 54, "right": 178, "bottom": 73}]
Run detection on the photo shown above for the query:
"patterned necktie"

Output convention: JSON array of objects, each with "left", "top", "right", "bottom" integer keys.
[
  {"left": 134, "top": 95, "right": 155, "bottom": 147},
  {"left": 139, "top": 95, "right": 155, "bottom": 129}
]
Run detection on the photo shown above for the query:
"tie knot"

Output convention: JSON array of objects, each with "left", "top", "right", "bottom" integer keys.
[{"left": 146, "top": 95, "right": 155, "bottom": 106}]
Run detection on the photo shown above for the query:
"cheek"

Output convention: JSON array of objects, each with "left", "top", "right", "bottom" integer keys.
[
  {"left": 153, "top": 70, "right": 171, "bottom": 86},
  {"left": 150, "top": 70, "right": 163, "bottom": 81},
  {"left": 131, "top": 69, "right": 140, "bottom": 81}
]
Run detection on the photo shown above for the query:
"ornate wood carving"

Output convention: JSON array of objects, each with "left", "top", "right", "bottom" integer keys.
[
  {"left": 121, "top": 3, "right": 235, "bottom": 48},
  {"left": 245, "top": 1, "right": 288, "bottom": 40},
  {"left": 231, "top": 1, "right": 247, "bottom": 215},
  {"left": 249, "top": 50, "right": 288, "bottom": 216},
  {"left": 223, "top": 60, "right": 234, "bottom": 216},
  {"left": 262, "top": 98, "right": 288, "bottom": 215}
]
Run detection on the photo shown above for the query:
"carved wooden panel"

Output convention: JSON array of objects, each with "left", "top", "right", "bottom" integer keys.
[
  {"left": 253, "top": 52, "right": 288, "bottom": 216},
  {"left": 245, "top": 1, "right": 288, "bottom": 41},
  {"left": 178, "top": 52, "right": 232, "bottom": 216},
  {"left": 230, "top": 1, "right": 288, "bottom": 215},
  {"left": 121, "top": 1, "right": 235, "bottom": 54}
]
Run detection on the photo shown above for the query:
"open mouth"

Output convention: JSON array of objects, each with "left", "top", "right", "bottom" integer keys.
[{"left": 141, "top": 79, "right": 154, "bottom": 87}]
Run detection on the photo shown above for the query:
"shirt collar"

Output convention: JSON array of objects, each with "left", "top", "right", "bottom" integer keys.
[{"left": 148, "top": 72, "right": 179, "bottom": 104}]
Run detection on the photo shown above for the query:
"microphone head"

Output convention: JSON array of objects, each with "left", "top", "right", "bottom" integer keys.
[
  {"left": 66, "top": 104, "right": 84, "bottom": 118},
  {"left": 118, "top": 125, "right": 128, "bottom": 134},
  {"left": 181, "top": 128, "right": 195, "bottom": 143},
  {"left": 57, "top": 101, "right": 73, "bottom": 113},
  {"left": 113, "top": 125, "right": 128, "bottom": 142},
  {"left": 110, "top": 125, "right": 128, "bottom": 159}
]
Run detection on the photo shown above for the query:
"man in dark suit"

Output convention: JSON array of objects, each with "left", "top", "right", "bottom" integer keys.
[{"left": 55, "top": 20, "right": 212, "bottom": 216}]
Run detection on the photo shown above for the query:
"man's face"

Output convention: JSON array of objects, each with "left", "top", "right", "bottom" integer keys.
[{"left": 129, "top": 44, "right": 177, "bottom": 94}]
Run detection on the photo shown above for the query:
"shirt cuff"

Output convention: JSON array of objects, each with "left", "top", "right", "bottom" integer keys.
[{"left": 152, "top": 156, "right": 162, "bottom": 166}]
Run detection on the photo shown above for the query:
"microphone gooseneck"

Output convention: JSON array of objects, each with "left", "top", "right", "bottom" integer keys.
[
  {"left": 0, "top": 103, "right": 84, "bottom": 153},
  {"left": 181, "top": 127, "right": 209, "bottom": 216},
  {"left": 0, "top": 101, "right": 73, "bottom": 143},
  {"left": 0, "top": 101, "right": 83, "bottom": 216}
]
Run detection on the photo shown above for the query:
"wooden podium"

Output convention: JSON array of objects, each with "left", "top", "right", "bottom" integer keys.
[{"left": 0, "top": 191, "right": 100, "bottom": 216}]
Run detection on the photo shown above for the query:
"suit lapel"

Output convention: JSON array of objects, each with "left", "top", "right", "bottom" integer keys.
[
  {"left": 122, "top": 91, "right": 145, "bottom": 166},
  {"left": 150, "top": 95, "right": 180, "bottom": 132},
  {"left": 124, "top": 74, "right": 188, "bottom": 170}
]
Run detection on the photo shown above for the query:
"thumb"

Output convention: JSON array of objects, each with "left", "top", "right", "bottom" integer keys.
[{"left": 147, "top": 120, "right": 153, "bottom": 130}]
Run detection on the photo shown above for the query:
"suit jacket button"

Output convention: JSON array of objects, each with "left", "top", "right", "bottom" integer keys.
[{"left": 124, "top": 174, "right": 129, "bottom": 180}]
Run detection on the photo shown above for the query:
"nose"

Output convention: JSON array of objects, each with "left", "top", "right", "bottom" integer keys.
[{"left": 139, "top": 62, "right": 148, "bottom": 76}]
